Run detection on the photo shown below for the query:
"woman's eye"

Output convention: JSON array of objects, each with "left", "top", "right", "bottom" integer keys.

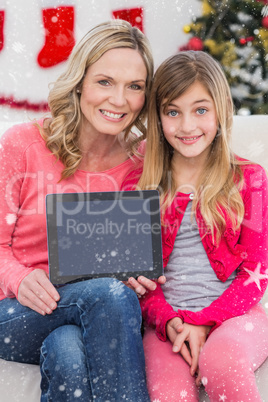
[
  {"left": 167, "top": 110, "right": 178, "bottom": 117},
  {"left": 130, "top": 84, "right": 142, "bottom": 90},
  {"left": 197, "top": 108, "right": 207, "bottom": 115},
  {"left": 98, "top": 80, "right": 110, "bottom": 86}
]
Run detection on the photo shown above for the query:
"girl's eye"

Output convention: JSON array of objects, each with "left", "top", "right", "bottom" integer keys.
[
  {"left": 98, "top": 80, "right": 110, "bottom": 86},
  {"left": 167, "top": 110, "right": 178, "bottom": 117},
  {"left": 197, "top": 108, "right": 207, "bottom": 115}
]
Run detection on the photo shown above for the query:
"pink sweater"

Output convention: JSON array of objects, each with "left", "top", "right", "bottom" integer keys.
[
  {"left": 138, "top": 163, "right": 268, "bottom": 340},
  {"left": 0, "top": 121, "right": 144, "bottom": 300}
]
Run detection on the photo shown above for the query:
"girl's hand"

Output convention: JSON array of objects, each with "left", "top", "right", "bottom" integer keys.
[
  {"left": 167, "top": 318, "right": 211, "bottom": 379},
  {"left": 166, "top": 317, "right": 192, "bottom": 366},
  {"left": 18, "top": 269, "right": 60, "bottom": 315},
  {"left": 126, "top": 275, "right": 166, "bottom": 296}
]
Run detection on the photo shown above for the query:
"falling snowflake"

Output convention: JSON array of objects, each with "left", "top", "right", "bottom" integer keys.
[
  {"left": 58, "top": 236, "right": 72, "bottom": 249},
  {"left": 180, "top": 390, "right": 188, "bottom": 399},
  {"left": 240, "top": 251, "right": 248, "bottom": 260},
  {"left": 7, "top": 307, "right": 15, "bottom": 314},
  {"left": 109, "top": 280, "right": 125, "bottom": 296},
  {"left": 219, "top": 394, "right": 227, "bottom": 401},
  {"left": 59, "top": 385, "right": 65, "bottom": 392},
  {"left": 244, "top": 322, "right": 254, "bottom": 332},
  {"left": 128, "top": 317, "right": 138, "bottom": 327},
  {"left": 5, "top": 213, "right": 17, "bottom": 225},
  {"left": 202, "top": 376, "right": 208, "bottom": 386},
  {"left": 152, "top": 400, "right": 161, "bottom": 402},
  {"left": 109, "top": 338, "right": 118, "bottom": 350},
  {"left": 243, "top": 263, "right": 268, "bottom": 291},
  {"left": 74, "top": 389, "right": 82, "bottom": 398},
  {"left": 110, "top": 250, "right": 118, "bottom": 257},
  {"left": 95, "top": 254, "right": 103, "bottom": 262}
]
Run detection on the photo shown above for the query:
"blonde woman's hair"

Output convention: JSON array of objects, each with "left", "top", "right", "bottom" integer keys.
[
  {"left": 138, "top": 51, "right": 245, "bottom": 244},
  {"left": 41, "top": 20, "right": 154, "bottom": 180}
]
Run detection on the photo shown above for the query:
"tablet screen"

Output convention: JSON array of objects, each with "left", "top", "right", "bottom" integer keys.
[{"left": 46, "top": 190, "right": 163, "bottom": 284}]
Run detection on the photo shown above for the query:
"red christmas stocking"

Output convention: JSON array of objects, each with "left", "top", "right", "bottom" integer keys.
[
  {"left": 112, "top": 7, "right": 144, "bottom": 33},
  {"left": 37, "top": 6, "right": 75, "bottom": 68},
  {"left": 0, "top": 10, "right": 5, "bottom": 52}
]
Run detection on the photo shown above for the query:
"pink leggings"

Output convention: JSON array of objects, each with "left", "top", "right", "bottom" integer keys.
[{"left": 143, "top": 304, "right": 268, "bottom": 401}]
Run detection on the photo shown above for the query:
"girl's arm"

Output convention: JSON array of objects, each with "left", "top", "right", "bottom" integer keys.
[
  {"left": 139, "top": 282, "right": 184, "bottom": 340},
  {"left": 140, "top": 164, "right": 268, "bottom": 339},
  {"left": 178, "top": 164, "right": 268, "bottom": 330}
]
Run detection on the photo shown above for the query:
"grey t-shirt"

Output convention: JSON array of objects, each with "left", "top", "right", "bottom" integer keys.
[{"left": 163, "top": 201, "right": 236, "bottom": 312}]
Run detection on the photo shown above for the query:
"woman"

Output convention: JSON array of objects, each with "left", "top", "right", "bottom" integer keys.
[{"left": 0, "top": 20, "right": 163, "bottom": 401}]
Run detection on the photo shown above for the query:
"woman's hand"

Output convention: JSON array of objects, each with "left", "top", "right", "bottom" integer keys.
[
  {"left": 125, "top": 275, "right": 166, "bottom": 296},
  {"left": 167, "top": 318, "right": 211, "bottom": 382},
  {"left": 18, "top": 269, "right": 60, "bottom": 315}
]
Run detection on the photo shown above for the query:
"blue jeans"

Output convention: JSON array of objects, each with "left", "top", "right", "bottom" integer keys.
[{"left": 0, "top": 278, "right": 150, "bottom": 402}]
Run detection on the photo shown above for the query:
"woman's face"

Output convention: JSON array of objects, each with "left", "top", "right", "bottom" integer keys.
[
  {"left": 160, "top": 81, "right": 218, "bottom": 164},
  {"left": 80, "top": 47, "right": 147, "bottom": 137}
]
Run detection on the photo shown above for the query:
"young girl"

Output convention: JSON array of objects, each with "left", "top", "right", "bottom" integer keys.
[{"left": 136, "top": 51, "right": 268, "bottom": 401}]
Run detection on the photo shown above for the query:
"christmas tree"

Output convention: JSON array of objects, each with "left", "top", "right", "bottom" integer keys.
[{"left": 181, "top": 0, "right": 268, "bottom": 114}]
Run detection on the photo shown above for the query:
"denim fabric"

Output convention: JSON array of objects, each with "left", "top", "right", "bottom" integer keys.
[{"left": 0, "top": 278, "right": 150, "bottom": 402}]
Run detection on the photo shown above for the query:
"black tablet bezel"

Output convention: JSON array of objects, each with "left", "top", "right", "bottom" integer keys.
[{"left": 46, "top": 190, "right": 163, "bottom": 285}]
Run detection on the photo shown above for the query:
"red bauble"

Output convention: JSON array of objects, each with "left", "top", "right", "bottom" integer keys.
[
  {"left": 187, "top": 37, "right": 204, "bottom": 51},
  {"left": 240, "top": 38, "right": 247, "bottom": 45},
  {"left": 262, "top": 16, "right": 268, "bottom": 29}
]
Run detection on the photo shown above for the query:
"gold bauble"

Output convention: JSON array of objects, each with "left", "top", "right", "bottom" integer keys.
[
  {"left": 183, "top": 25, "right": 191, "bottom": 34},
  {"left": 202, "top": 0, "right": 214, "bottom": 15}
]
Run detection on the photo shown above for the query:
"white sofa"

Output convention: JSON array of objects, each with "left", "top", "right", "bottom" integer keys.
[{"left": 0, "top": 115, "right": 268, "bottom": 402}]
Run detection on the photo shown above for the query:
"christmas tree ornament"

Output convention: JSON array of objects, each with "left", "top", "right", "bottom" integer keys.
[
  {"left": 0, "top": 10, "right": 4, "bottom": 52},
  {"left": 240, "top": 36, "right": 254, "bottom": 45},
  {"left": 202, "top": 0, "right": 214, "bottom": 15},
  {"left": 261, "top": 16, "right": 268, "bottom": 28},
  {"left": 187, "top": 37, "right": 204, "bottom": 51},
  {"left": 183, "top": 25, "right": 191, "bottom": 33},
  {"left": 37, "top": 6, "right": 75, "bottom": 68},
  {"left": 112, "top": 7, "right": 144, "bottom": 32}
]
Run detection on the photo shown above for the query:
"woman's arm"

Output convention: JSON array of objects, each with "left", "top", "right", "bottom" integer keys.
[{"left": 0, "top": 126, "right": 36, "bottom": 298}]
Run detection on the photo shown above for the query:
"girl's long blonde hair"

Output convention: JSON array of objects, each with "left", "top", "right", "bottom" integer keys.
[
  {"left": 138, "top": 51, "right": 245, "bottom": 244},
  {"left": 41, "top": 20, "right": 154, "bottom": 180}
]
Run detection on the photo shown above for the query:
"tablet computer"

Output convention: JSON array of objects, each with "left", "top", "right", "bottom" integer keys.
[{"left": 46, "top": 190, "right": 163, "bottom": 285}]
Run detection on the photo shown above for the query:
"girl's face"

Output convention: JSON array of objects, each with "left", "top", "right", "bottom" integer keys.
[
  {"left": 80, "top": 47, "right": 147, "bottom": 137},
  {"left": 160, "top": 81, "right": 218, "bottom": 163}
]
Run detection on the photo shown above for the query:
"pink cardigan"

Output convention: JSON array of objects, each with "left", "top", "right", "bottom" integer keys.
[
  {"left": 0, "top": 121, "right": 144, "bottom": 300},
  {"left": 138, "top": 163, "right": 268, "bottom": 341}
]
